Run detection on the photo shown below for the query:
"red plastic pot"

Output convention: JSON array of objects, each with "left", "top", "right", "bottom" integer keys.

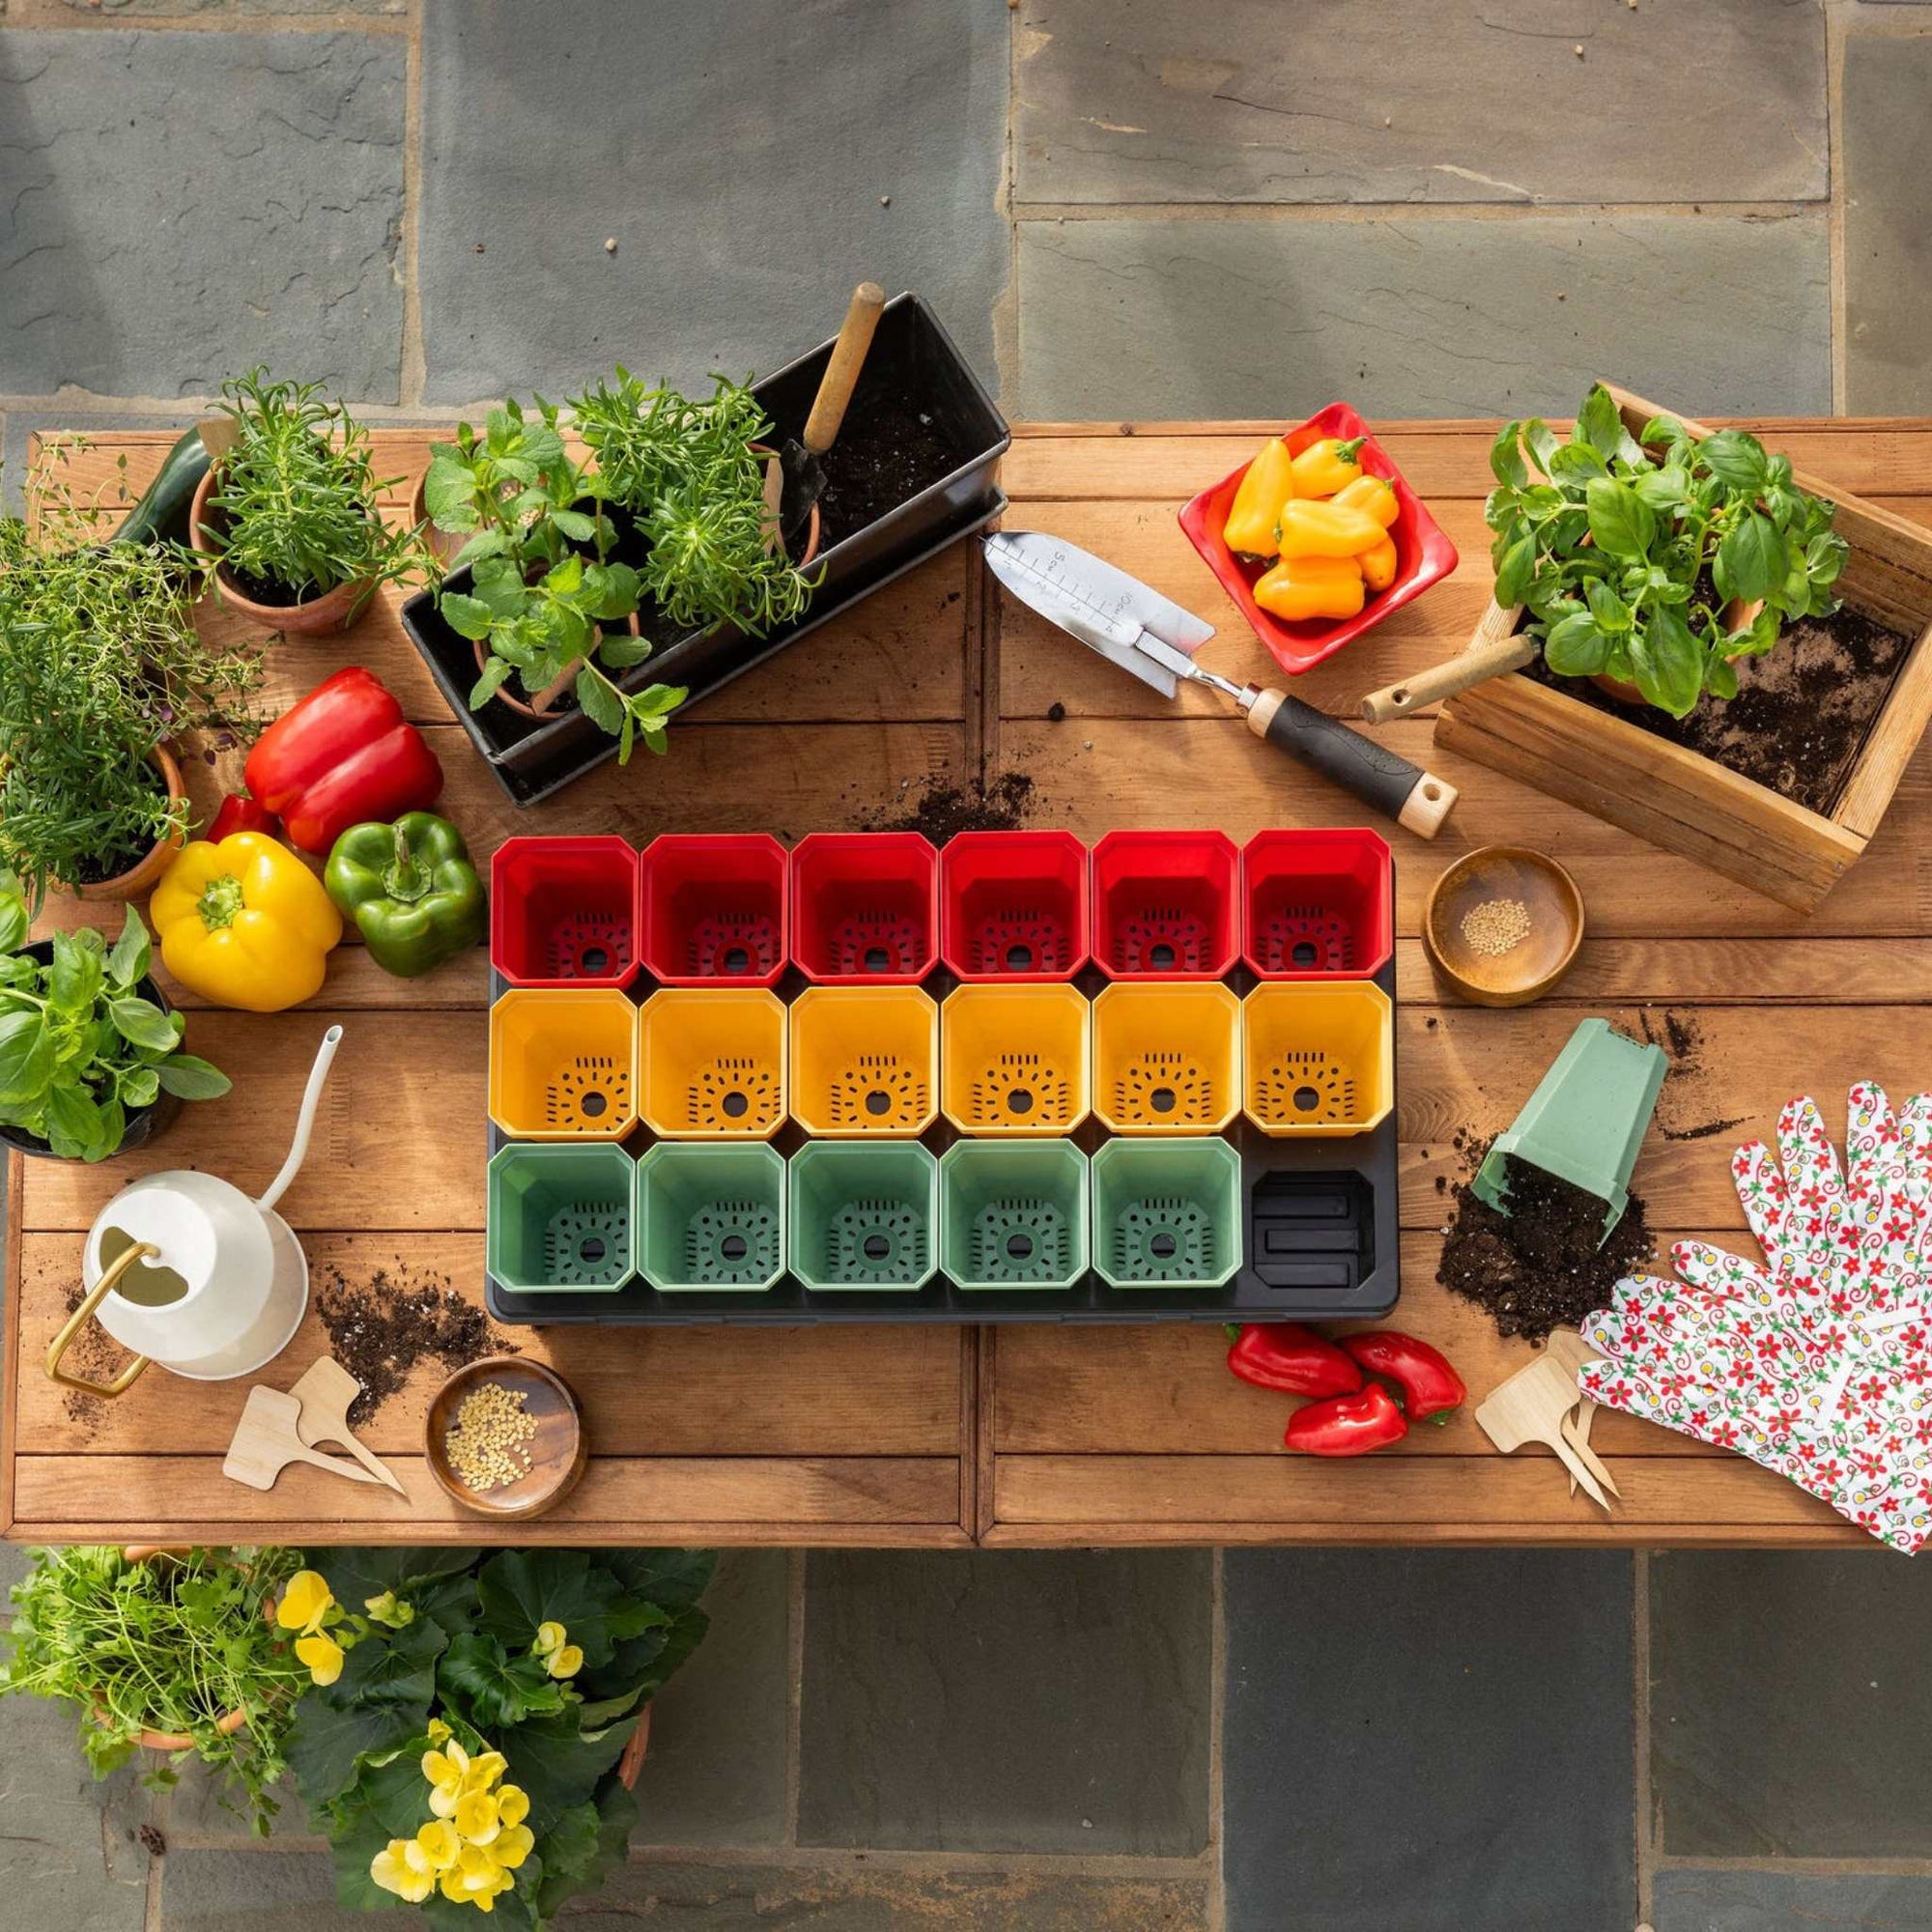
[
  {"left": 1090, "top": 830, "right": 1239, "bottom": 980},
  {"left": 638, "top": 834, "right": 788, "bottom": 987},
  {"left": 1178, "top": 402, "right": 1459, "bottom": 678},
  {"left": 790, "top": 832, "right": 938, "bottom": 984},
  {"left": 939, "top": 830, "right": 1089, "bottom": 981},
  {"left": 1242, "top": 828, "right": 1393, "bottom": 980},
  {"left": 491, "top": 836, "right": 639, "bottom": 987}
]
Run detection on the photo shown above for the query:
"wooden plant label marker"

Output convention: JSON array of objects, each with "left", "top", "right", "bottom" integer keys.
[{"left": 222, "top": 1385, "right": 383, "bottom": 1493}]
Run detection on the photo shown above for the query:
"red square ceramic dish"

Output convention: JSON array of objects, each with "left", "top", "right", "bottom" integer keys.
[{"left": 1178, "top": 402, "right": 1459, "bottom": 677}]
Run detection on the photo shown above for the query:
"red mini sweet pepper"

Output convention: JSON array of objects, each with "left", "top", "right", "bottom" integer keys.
[
  {"left": 244, "top": 668, "right": 443, "bottom": 857},
  {"left": 207, "top": 790, "right": 276, "bottom": 843},
  {"left": 1226, "top": 1322, "right": 1362, "bottom": 1399},
  {"left": 1284, "top": 1381, "right": 1407, "bottom": 1457},
  {"left": 1341, "top": 1331, "right": 1466, "bottom": 1422}
]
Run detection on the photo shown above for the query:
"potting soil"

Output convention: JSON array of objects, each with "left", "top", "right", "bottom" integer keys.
[{"left": 814, "top": 386, "right": 962, "bottom": 547}]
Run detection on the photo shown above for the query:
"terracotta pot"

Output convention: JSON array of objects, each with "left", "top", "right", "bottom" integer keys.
[
  {"left": 66, "top": 741, "right": 188, "bottom": 903},
  {"left": 617, "top": 1705, "right": 652, "bottom": 1790},
  {"left": 471, "top": 458, "right": 824, "bottom": 721},
  {"left": 190, "top": 465, "right": 375, "bottom": 637}
]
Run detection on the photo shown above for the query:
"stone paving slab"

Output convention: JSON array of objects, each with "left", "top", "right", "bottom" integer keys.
[
  {"left": 1015, "top": 0, "right": 1828, "bottom": 208},
  {"left": 631, "top": 1550, "right": 790, "bottom": 1849},
  {"left": 1651, "top": 1867, "right": 1932, "bottom": 1930},
  {"left": 159, "top": 1849, "right": 367, "bottom": 1929},
  {"left": 1016, "top": 212, "right": 1830, "bottom": 419},
  {"left": 1842, "top": 28, "right": 1932, "bottom": 414},
  {"left": 797, "top": 1550, "right": 1210, "bottom": 1857},
  {"left": 416, "top": 0, "right": 1008, "bottom": 408},
  {"left": 1652, "top": 1552, "right": 1932, "bottom": 1859},
  {"left": 1222, "top": 1549, "right": 1635, "bottom": 1932},
  {"left": 0, "top": 31, "right": 405, "bottom": 400}
]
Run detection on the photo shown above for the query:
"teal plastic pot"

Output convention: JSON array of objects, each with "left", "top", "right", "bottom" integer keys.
[
  {"left": 788, "top": 1141, "right": 940, "bottom": 1293},
  {"left": 1090, "top": 1137, "right": 1241, "bottom": 1290},
  {"left": 487, "top": 1143, "right": 636, "bottom": 1293},
  {"left": 636, "top": 1142, "right": 786, "bottom": 1293},
  {"left": 939, "top": 1140, "right": 1089, "bottom": 1291}
]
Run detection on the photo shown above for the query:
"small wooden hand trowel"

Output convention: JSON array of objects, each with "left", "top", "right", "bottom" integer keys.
[
  {"left": 774, "top": 281, "right": 886, "bottom": 544},
  {"left": 223, "top": 1386, "right": 383, "bottom": 1493}
]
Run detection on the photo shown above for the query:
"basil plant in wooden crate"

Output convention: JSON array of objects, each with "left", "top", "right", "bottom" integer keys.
[
  {"left": 1438, "top": 383, "right": 1932, "bottom": 911},
  {"left": 285, "top": 1545, "right": 712, "bottom": 1927}
]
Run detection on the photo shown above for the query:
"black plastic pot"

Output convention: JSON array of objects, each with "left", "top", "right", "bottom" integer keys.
[
  {"left": 400, "top": 292, "right": 1009, "bottom": 805},
  {"left": 0, "top": 942, "right": 183, "bottom": 1162}
]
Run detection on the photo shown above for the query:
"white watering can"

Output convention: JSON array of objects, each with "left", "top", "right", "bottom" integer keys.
[{"left": 46, "top": 1027, "right": 343, "bottom": 1398}]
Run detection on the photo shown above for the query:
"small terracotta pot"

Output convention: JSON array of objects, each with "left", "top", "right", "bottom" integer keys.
[
  {"left": 66, "top": 742, "right": 188, "bottom": 903},
  {"left": 190, "top": 465, "right": 375, "bottom": 637},
  {"left": 617, "top": 1706, "right": 652, "bottom": 1790}
]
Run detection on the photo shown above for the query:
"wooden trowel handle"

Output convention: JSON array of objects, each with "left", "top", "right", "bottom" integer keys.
[
  {"left": 804, "top": 282, "right": 886, "bottom": 456},
  {"left": 1360, "top": 635, "right": 1538, "bottom": 723}
]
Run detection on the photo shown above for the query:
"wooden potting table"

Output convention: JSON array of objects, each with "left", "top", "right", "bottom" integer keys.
[{"left": 5, "top": 420, "right": 1931, "bottom": 1550}]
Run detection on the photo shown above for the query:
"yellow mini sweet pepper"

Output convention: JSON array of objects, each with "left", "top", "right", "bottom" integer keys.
[
  {"left": 1359, "top": 534, "right": 1399, "bottom": 593},
  {"left": 1221, "top": 437, "right": 1295, "bottom": 557},
  {"left": 1275, "top": 497, "right": 1385, "bottom": 559},
  {"left": 1289, "top": 436, "right": 1365, "bottom": 497},
  {"left": 1253, "top": 554, "right": 1365, "bottom": 622},
  {"left": 1330, "top": 473, "right": 1400, "bottom": 528},
  {"left": 151, "top": 831, "right": 343, "bottom": 1012}
]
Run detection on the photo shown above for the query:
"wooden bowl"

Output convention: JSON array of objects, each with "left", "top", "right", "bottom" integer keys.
[
  {"left": 1422, "top": 846, "right": 1584, "bottom": 1007},
  {"left": 424, "top": 1357, "right": 584, "bottom": 1520}
]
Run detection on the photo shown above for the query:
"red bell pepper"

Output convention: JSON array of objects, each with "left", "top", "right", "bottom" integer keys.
[
  {"left": 1226, "top": 1322, "right": 1362, "bottom": 1399},
  {"left": 244, "top": 668, "right": 443, "bottom": 856},
  {"left": 1340, "top": 1331, "right": 1466, "bottom": 1422},
  {"left": 207, "top": 790, "right": 276, "bottom": 842},
  {"left": 1284, "top": 1381, "right": 1407, "bottom": 1457}
]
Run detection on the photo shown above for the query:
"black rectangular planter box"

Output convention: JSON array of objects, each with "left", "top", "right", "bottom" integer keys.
[{"left": 400, "top": 293, "right": 1009, "bottom": 806}]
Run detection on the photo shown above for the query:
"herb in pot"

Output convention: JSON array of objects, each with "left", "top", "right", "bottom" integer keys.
[
  {"left": 0, "top": 443, "right": 264, "bottom": 909},
  {"left": 198, "top": 370, "right": 423, "bottom": 622},
  {"left": 0, "top": 1544, "right": 308, "bottom": 1835},
  {"left": 0, "top": 882, "right": 231, "bottom": 1160},
  {"left": 285, "top": 1545, "right": 714, "bottom": 1924},
  {"left": 1486, "top": 384, "right": 1848, "bottom": 718}
]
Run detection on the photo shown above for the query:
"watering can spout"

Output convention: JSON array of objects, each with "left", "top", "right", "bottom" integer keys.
[{"left": 255, "top": 1026, "right": 343, "bottom": 1216}]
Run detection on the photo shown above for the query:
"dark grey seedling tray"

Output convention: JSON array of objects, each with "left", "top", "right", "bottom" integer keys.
[{"left": 482, "top": 957, "right": 1399, "bottom": 1329}]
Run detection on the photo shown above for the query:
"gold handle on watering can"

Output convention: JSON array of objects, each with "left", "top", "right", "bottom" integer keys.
[{"left": 45, "top": 1241, "right": 158, "bottom": 1398}]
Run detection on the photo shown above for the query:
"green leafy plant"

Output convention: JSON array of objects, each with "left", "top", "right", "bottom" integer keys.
[
  {"left": 0, "top": 885, "right": 231, "bottom": 1159},
  {"left": 0, "top": 442, "right": 264, "bottom": 908},
  {"left": 426, "top": 399, "right": 686, "bottom": 764},
  {"left": 202, "top": 370, "right": 422, "bottom": 607},
  {"left": 1485, "top": 383, "right": 1849, "bottom": 717},
  {"left": 0, "top": 1545, "right": 308, "bottom": 1834},
  {"left": 284, "top": 1546, "right": 713, "bottom": 1926}
]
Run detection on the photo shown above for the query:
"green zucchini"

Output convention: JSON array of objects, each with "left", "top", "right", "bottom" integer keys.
[{"left": 109, "top": 423, "right": 211, "bottom": 549}]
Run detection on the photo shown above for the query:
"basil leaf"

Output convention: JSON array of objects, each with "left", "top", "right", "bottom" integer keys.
[
  {"left": 108, "top": 997, "right": 177, "bottom": 1055},
  {"left": 1547, "top": 441, "right": 1608, "bottom": 482},
  {"left": 47, "top": 930, "right": 103, "bottom": 1014},
  {"left": 1629, "top": 605, "right": 1704, "bottom": 718},
  {"left": 1489, "top": 422, "right": 1528, "bottom": 489},
  {"left": 105, "top": 907, "right": 151, "bottom": 991},
  {"left": 156, "top": 1054, "right": 232, "bottom": 1100},
  {"left": 118, "top": 1065, "right": 160, "bottom": 1109},
  {"left": 0, "top": 893, "right": 27, "bottom": 958},
  {"left": 1633, "top": 464, "right": 1690, "bottom": 511},
  {"left": 0, "top": 1009, "right": 51, "bottom": 1108},
  {"left": 1704, "top": 651, "right": 1740, "bottom": 700},
  {"left": 1584, "top": 580, "right": 1632, "bottom": 632},
  {"left": 1697, "top": 429, "right": 1770, "bottom": 497},
  {"left": 439, "top": 591, "right": 497, "bottom": 642},
  {"left": 43, "top": 1081, "right": 109, "bottom": 1162},
  {"left": 1524, "top": 417, "right": 1560, "bottom": 475},
  {"left": 1577, "top": 384, "right": 1630, "bottom": 460},
  {"left": 1584, "top": 477, "right": 1657, "bottom": 562},
  {"left": 1544, "top": 610, "right": 1609, "bottom": 675},
  {"left": 1716, "top": 511, "right": 1779, "bottom": 605}
]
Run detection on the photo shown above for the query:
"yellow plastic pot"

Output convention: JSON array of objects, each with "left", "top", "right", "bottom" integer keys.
[
  {"left": 1242, "top": 981, "right": 1394, "bottom": 1137},
  {"left": 789, "top": 987, "right": 938, "bottom": 1138},
  {"left": 940, "top": 984, "right": 1091, "bottom": 1137},
  {"left": 488, "top": 988, "right": 638, "bottom": 1142},
  {"left": 1092, "top": 981, "right": 1240, "bottom": 1136},
  {"left": 638, "top": 988, "right": 786, "bottom": 1140}
]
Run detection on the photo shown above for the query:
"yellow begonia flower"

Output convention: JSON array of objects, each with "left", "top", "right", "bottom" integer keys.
[
  {"left": 493, "top": 1823, "right": 534, "bottom": 1870},
  {"left": 545, "top": 1643, "right": 583, "bottom": 1680},
  {"left": 467, "top": 1750, "right": 508, "bottom": 1791},
  {"left": 294, "top": 1632, "right": 343, "bottom": 1688},
  {"left": 495, "top": 1784, "right": 529, "bottom": 1829},
  {"left": 424, "top": 1742, "right": 472, "bottom": 1817},
  {"left": 276, "top": 1570, "right": 334, "bottom": 1636},
  {"left": 371, "top": 1837, "right": 437, "bottom": 1904},
  {"left": 427, "top": 1718, "right": 452, "bottom": 1746},
  {"left": 440, "top": 1842, "right": 514, "bottom": 1912},
  {"left": 455, "top": 1787, "right": 500, "bottom": 1846},
  {"left": 415, "top": 1819, "right": 461, "bottom": 1873},
  {"left": 534, "top": 1621, "right": 566, "bottom": 1657}
]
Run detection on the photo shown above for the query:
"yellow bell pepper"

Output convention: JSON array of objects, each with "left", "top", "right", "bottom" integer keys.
[
  {"left": 1222, "top": 438, "right": 1295, "bottom": 557},
  {"left": 1359, "top": 534, "right": 1399, "bottom": 593},
  {"left": 1289, "top": 436, "right": 1365, "bottom": 497},
  {"left": 151, "top": 831, "right": 343, "bottom": 1012},
  {"left": 1254, "top": 554, "right": 1365, "bottom": 622},
  {"left": 1275, "top": 497, "right": 1385, "bottom": 559},
  {"left": 1331, "top": 473, "right": 1400, "bottom": 529}
]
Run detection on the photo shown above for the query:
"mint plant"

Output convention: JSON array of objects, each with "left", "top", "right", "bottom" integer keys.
[{"left": 1485, "top": 384, "right": 1848, "bottom": 717}]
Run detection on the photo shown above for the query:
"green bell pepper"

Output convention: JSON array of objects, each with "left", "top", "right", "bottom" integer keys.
[{"left": 324, "top": 812, "right": 486, "bottom": 979}]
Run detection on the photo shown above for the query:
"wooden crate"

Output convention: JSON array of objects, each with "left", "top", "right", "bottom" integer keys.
[{"left": 1435, "top": 385, "right": 1932, "bottom": 912}]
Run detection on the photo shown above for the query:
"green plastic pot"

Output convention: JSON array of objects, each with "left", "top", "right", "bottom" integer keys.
[
  {"left": 788, "top": 1141, "right": 940, "bottom": 1293},
  {"left": 1090, "top": 1137, "right": 1242, "bottom": 1290},
  {"left": 487, "top": 1143, "right": 636, "bottom": 1293},
  {"left": 939, "top": 1140, "right": 1089, "bottom": 1291},
  {"left": 635, "top": 1142, "right": 786, "bottom": 1293}
]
